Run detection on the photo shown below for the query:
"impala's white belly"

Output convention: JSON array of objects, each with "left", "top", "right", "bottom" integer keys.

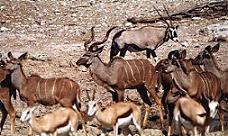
[
  {"left": 117, "top": 113, "right": 133, "bottom": 127},
  {"left": 56, "top": 122, "right": 71, "bottom": 134}
]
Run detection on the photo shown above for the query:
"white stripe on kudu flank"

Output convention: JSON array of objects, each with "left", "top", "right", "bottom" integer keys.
[
  {"left": 69, "top": 80, "right": 73, "bottom": 91},
  {"left": 133, "top": 61, "right": 141, "bottom": 81},
  {"left": 52, "top": 78, "right": 57, "bottom": 99},
  {"left": 125, "top": 61, "right": 137, "bottom": 82},
  {"left": 138, "top": 60, "right": 145, "bottom": 81},
  {"left": 44, "top": 79, "right": 47, "bottom": 100},
  {"left": 36, "top": 79, "right": 41, "bottom": 100},
  {"left": 123, "top": 65, "right": 130, "bottom": 84}
]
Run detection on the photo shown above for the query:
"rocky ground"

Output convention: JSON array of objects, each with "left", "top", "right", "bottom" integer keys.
[{"left": 0, "top": 0, "right": 227, "bottom": 136}]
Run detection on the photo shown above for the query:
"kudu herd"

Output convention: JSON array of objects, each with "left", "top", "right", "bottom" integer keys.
[{"left": 0, "top": 5, "right": 227, "bottom": 136}]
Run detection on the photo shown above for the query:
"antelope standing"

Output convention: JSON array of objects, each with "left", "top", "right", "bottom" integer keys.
[
  {"left": 76, "top": 27, "right": 164, "bottom": 128},
  {"left": 0, "top": 64, "right": 17, "bottom": 134},
  {"left": 173, "top": 94, "right": 213, "bottom": 136},
  {"left": 20, "top": 107, "right": 87, "bottom": 136},
  {"left": 110, "top": 6, "right": 179, "bottom": 62},
  {"left": 155, "top": 50, "right": 203, "bottom": 136},
  {"left": 2, "top": 52, "right": 82, "bottom": 135},
  {"left": 193, "top": 43, "right": 228, "bottom": 131},
  {"left": 85, "top": 90, "right": 143, "bottom": 136},
  {"left": 0, "top": 87, "right": 16, "bottom": 135},
  {"left": 160, "top": 50, "right": 222, "bottom": 132},
  {"left": 193, "top": 43, "right": 228, "bottom": 99}
]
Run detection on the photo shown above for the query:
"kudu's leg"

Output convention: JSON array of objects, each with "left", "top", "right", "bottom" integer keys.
[
  {"left": 3, "top": 98, "right": 16, "bottom": 134},
  {"left": 136, "top": 86, "right": 152, "bottom": 128},
  {"left": 0, "top": 102, "right": 7, "bottom": 134},
  {"left": 218, "top": 102, "right": 225, "bottom": 131},
  {"left": 117, "top": 90, "right": 124, "bottom": 102},
  {"left": 109, "top": 91, "right": 119, "bottom": 102},
  {"left": 146, "top": 85, "right": 164, "bottom": 129}
]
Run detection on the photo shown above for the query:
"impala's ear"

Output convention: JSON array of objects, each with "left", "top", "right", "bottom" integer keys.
[{"left": 211, "top": 43, "right": 220, "bottom": 53}]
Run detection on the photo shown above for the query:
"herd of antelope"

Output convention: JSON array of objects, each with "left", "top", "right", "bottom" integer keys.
[{"left": 0, "top": 6, "right": 227, "bottom": 136}]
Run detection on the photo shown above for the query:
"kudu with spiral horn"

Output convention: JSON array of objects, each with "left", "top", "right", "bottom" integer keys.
[{"left": 77, "top": 26, "right": 164, "bottom": 128}]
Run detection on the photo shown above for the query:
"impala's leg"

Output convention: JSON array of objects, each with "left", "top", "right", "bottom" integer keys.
[{"left": 113, "top": 123, "right": 119, "bottom": 136}]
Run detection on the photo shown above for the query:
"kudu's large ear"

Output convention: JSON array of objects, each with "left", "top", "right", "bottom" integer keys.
[
  {"left": 211, "top": 43, "right": 220, "bottom": 53},
  {"left": 8, "top": 52, "right": 15, "bottom": 60},
  {"left": 205, "top": 45, "right": 212, "bottom": 52},
  {"left": 180, "top": 49, "right": 187, "bottom": 60},
  {"left": 18, "top": 52, "right": 28, "bottom": 60}
]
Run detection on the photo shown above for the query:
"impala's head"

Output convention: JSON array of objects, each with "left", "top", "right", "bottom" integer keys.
[
  {"left": 85, "top": 90, "right": 101, "bottom": 117},
  {"left": 193, "top": 43, "right": 220, "bottom": 65},
  {"left": 20, "top": 107, "right": 36, "bottom": 122},
  {"left": 76, "top": 46, "right": 104, "bottom": 67},
  {"left": 2, "top": 52, "right": 28, "bottom": 72}
]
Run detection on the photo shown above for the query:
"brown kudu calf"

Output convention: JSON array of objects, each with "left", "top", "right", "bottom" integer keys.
[
  {"left": 193, "top": 43, "right": 228, "bottom": 131},
  {"left": 2, "top": 52, "right": 82, "bottom": 135},
  {"left": 76, "top": 27, "right": 164, "bottom": 128},
  {"left": 155, "top": 49, "right": 203, "bottom": 135},
  {"left": 0, "top": 67, "right": 16, "bottom": 135},
  {"left": 193, "top": 43, "right": 228, "bottom": 100},
  {"left": 160, "top": 50, "right": 223, "bottom": 132}
]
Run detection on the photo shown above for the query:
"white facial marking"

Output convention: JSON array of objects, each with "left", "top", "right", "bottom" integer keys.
[
  {"left": 209, "top": 101, "right": 218, "bottom": 118},
  {"left": 87, "top": 101, "right": 97, "bottom": 116},
  {"left": 20, "top": 108, "right": 31, "bottom": 122},
  {"left": 173, "top": 37, "right": 178, "bottom": 42}
]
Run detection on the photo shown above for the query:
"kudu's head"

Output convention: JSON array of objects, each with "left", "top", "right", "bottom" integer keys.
[
  {"left": 76, "top": 26, "right": 117, "bottom": 67},
  {"left": 154, "top": 5, "right": 179, "bottom": 42},
  {"left": 85, "top": 90, "right": 101, "bottom": 117},
  {"left": 193, "top": 43, "right": 220, "bottom": 65},
  {"left": 2, "top": 52, "right": 28, "bottom": 72},
  {"left": 76, "top": 45, "right": 104, "bottom": 67},
  {"left": 158, "top": 49, "right": 186, "bottom": 73}
]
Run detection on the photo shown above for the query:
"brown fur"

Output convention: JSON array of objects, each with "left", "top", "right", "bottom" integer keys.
[
  {"left": 174, "top": 96, "right": 211, "bottom": 136},
  {"left": 21, "top": 107, "right": 87, "bottom": 136},
  {"left": 0, "top": 87, "right": 16, "bottom": 134},
  {"left": 77, "top": 27, "right": 164, "bottom": 128}
]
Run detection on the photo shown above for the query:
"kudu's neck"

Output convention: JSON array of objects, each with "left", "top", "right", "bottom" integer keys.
[
  {"left": 89, "top": 56, "right": 111, "bottom": 81},
  {"left": 11, "top": 64, "right": 27, "bottom": 91},
  {"left": 203, "top": 59, "right": 222, "bottom": 78},
  {"left": 171, "top": 68, "right": 191, "bottom": 92}
]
